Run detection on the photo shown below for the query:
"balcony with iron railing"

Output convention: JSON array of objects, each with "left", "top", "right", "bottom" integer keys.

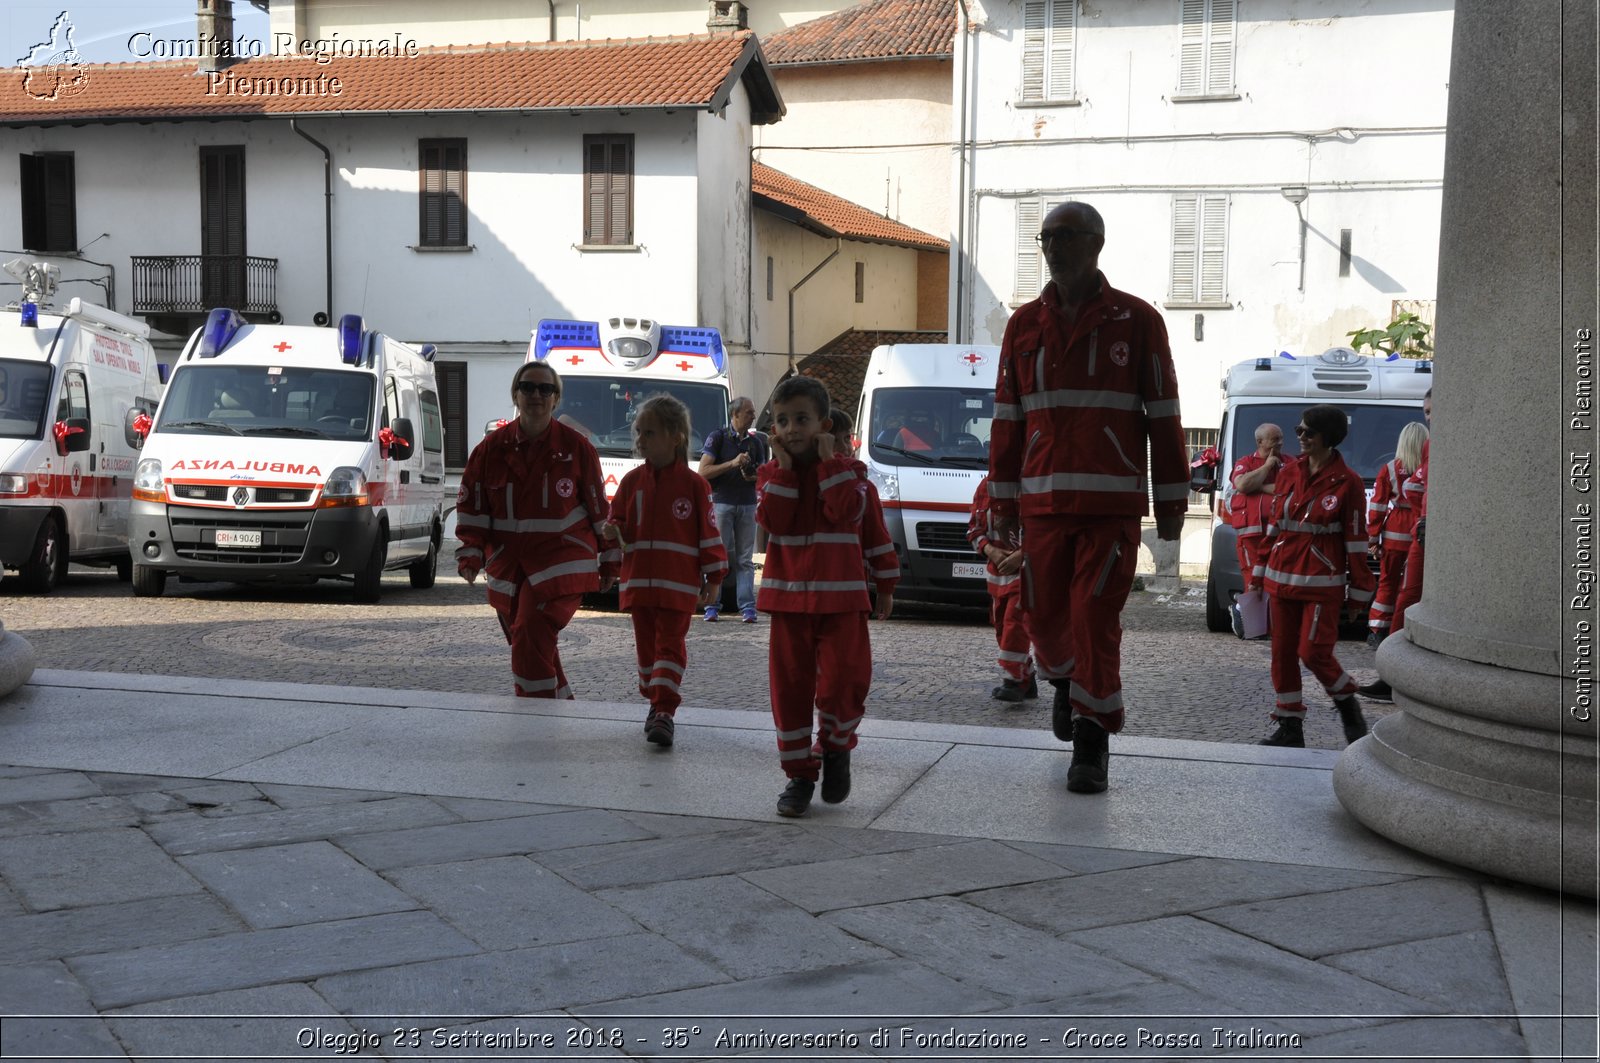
[{"left": 130, "top": 255, "right": 280, "bottom": 325}]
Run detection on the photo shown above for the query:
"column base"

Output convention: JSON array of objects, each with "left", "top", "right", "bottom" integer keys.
[
  {"left": 0, "top": 622, "right": 35, "bottom": 698},
  {"left": 1334, "top": 634, "right": 1597, "bottom": 899}
]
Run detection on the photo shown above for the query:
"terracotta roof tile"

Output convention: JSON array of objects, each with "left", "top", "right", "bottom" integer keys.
[
  {"left": 0, "top": 35, "right": 783, "bottom": 125},
  {"left": 764, "top": 0, "right": 955, "bottom": 66},
  {"left": 795, "top": 327, "right": 949, "bottom": 413},
  {"left": 753, "top": 162, "right": 947, "bottom": 250}
]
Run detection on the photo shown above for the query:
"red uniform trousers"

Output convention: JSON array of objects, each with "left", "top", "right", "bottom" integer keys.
[
  {"left": 991, "top": 584, "right": 1034, "bottom": 683},
  {"left": 1367, "top": 546, "right": 1408, "bottom": 636},
  {"left": 1268, "top": 593, "right": 1358, "bottom": 718},
  {"left": 504, "top": 593, "right": 582, "bottom": 699},
  {"left": 1391, "top": 539, "right": 1425, "bottom": 636},
  {"left": 768, "top": 611, "right": 871, "bottom": 780},
  {"left": 1020, "top": 514, "right": 1140, "bottom": 734},
  {"left": 630, "top": 606, "right": 692, "bottom": 717},
  {"left": 1236, "top": 533, "right": 1269, "bottom": 593}
]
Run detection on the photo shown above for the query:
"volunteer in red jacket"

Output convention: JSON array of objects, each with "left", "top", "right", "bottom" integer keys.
[
  {"left": 1360, "top": 388, "right": 1432, "bottom": 703},
  {"left": 1229, "top": 423, "right": 1289, "bottom": 592},
  {"left": 1363, "top": 421, "right": 1428, "bottom": 646},
  {"left": 604, "top": 394, "right": 727, "bottom": 747},
  {"left": 968, "top": 475, "right": 1036, "bottom": 702},
  {"left": 988, "top": 200, "right": 1189, "bottom": 794},
  {"left": 456, "top": 362, "right": 619, "bottom": 699},
  {"left": 1258, "top": 404, "right": 1375, "bottom": 747}
]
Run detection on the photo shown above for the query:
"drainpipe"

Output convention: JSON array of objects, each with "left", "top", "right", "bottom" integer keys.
[
  {"left": 787, "top": 238, "right": 840, "bottom": 365},
  {"left": 547, "top": 0, "right": 557, "bottom": 40},
  {"left": 954, "top": 0, "right": 974, "bottom": 343},
  {"left": 290, "top": 119, "right": 333, "bottom": 323}
]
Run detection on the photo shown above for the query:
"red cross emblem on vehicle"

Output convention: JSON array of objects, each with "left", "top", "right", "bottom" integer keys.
[
  {"left": 567, "top": 354, "right": 583, "bottom": 365},
  {"left": 676, "top": 361, "right": 693, "bottom": 372},
  {"left": 959, "top": 350, "right": 989, "bottom": 370},
  {"left": 273, "top": 341, "right": 292, "bottom": 352}
]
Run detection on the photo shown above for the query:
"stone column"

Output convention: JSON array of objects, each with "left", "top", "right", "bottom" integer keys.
[
  {"left": 0, "top": 620, "right": 36, "bottom": 697},
  {"left": 1334, "top": 0, "right": 1598, "bottom": 898}
]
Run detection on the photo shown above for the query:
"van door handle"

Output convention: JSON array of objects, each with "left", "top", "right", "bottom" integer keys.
[
  {"left": 420, "top": 474, "right": 442, "bottom": 484},
  {"left": 400, "top": 470, "right": 410, "bottom": 484}
]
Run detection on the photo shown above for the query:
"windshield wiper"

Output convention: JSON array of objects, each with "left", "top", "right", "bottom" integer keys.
[
  {"left": 938, "top": 455, "right": 989, "bottom": 469},
  {"left": 240, "top": 426, "right": 328, "bottom": 438},
  {"left": 162, "top": 420, "right": 241, "bottom": 436},
  {"left": 871, "top": 442, "right": 939, "bottom": 466}
]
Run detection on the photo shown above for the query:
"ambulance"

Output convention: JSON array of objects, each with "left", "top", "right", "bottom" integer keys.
[
  {"left": 1190, "top": 347, "right": 1432, "bottom": 631},
  {"left": 526, "top": 316, "right": 730, "bottom": 498},
  {"left": 855, "top": 342, "right": 1001, "bottom": 605},
  {"left": 129, "top": 309, "right": 447, "bottom": 602},
  {"left": 0, "top": 275, "right": 164, "bottom": 591}
]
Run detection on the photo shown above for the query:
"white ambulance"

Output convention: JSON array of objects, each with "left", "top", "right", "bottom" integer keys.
[
  {"left": 526, "top": 316, "right": 730, "bottom": 499},
  {"left": 1190, "top": 347, "right": 1432, "bottom": 631},
  {"left": 0, "top": 286, "right": 164, "bottom": 591},
  {"left": 130, "top": 310, "right": 447, "bottom": 602},
  {"left": 855, "top": 342, "right": 1001, "bottom": 605}
]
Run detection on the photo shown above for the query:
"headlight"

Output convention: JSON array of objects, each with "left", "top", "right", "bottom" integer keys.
[
  {"left": 132, "top": 458, "right": 165, "bottom": 502},
  {"left": 320, "top": 465, "right": 369, "bottom": 507},
  {"left": 867, "top": 465, "right": 899, "bottom": 501},
  {"left": 0, "top": 473, "right": 27, "bottom": 495}
]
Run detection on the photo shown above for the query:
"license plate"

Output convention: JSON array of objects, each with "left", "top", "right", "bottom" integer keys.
[
  {"left": 950, "top": 562, "right": 987, "bottom": 579},
  {"left": 214, "top": 530, "right": 262, "bottom": 548}
]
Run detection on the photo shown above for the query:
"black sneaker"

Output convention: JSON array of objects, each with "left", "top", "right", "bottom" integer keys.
[
  {"left": 992, "top": 680, "right": 1026, "bottom": 703},
  {"left": 1366, "top": 629, "right": 1385, "bottom": 650},
  {"left": 644, "top": 711, "right": 674, "bottom": 747},
  {"left": 1050, "top": 683, "right": 1076, "bottom": 742},
  {"left": 1258, "top": 717, "right": 1305, "bottom": 747},
  {"left": 1230, "top": 600, "right": 1246, "bottom": 639},
  {"left": 820, "top": 749, "right": 851, "bottom": 804},
  {"left": 1335, "top": 696, "right": 1369, "bottom": 743},
  {"left": 1023, "top": 676, "right": 1039, "bottom": 699},
  {"left": 1357, "top": 678, "right": 1393, "bottom": 703},
  {"left": 1066, "top": 719, "right": 1109, "bottom": 793},
  {"left": 776, "top": 778, "right": 814, "bottom": 818}
]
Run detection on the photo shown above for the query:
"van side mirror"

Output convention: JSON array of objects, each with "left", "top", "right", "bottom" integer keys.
[
  {"left": 54, "top": 417, "right": 91, "bottom": 455},
  {"left": 1189, "top": 463, "right": 1217, "bottom": 494},
  {"left": 126, "top": 408, "right": 154, "bottom": 448},
  {"left": 386, "top": 417, "right": 415, "bottom": 461}
]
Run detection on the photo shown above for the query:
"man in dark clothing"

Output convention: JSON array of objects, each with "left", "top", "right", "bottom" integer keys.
[{"left": 699, "top": 396, "right": 769, "bottom": 623}]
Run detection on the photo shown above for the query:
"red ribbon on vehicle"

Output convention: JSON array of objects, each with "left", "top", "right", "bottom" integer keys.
[
  {"left": 1190, "top": 445, "right": 1221, "bottom": 469},
  {"left": 132, "top": 412, "right": 153, "bottom": 438},
  {"left": 51, "top": 420, "right": 84, "bottom": 456},
  {"left": 377, "top": 426, "right": 400, "bottom": 458}
]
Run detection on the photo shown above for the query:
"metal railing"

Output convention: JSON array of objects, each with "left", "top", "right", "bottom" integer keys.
[{"left": 130, "top": 255, "right": 278, "bottom": 317}]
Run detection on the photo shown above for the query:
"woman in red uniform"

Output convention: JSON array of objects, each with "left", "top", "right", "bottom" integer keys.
[
  {"left": 1364, "top": 421, "right": 1428, "bottom": 645},
  {"left": 455, "top": 362, "right": 618, "bottom": 698}
]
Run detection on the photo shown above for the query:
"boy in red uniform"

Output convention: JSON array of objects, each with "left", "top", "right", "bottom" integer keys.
[
  {"left": 604, "top": 395, "right": 727, "bottom": 747},
  {"left": 757, "top": 378, "right": 897, "bottom": 818},
  {"left": 968, "top": 476, "right": 1036, "bottom": 702}
]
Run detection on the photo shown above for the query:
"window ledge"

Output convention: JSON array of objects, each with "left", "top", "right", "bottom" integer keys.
[
  {"left": 575, "top": 243, "right": 642, "bottom": 253},
  {"left": 1015, "top": 97, "right": 1082, "bottom": 109},
  {"left": 1163, "top": 301, "right": 1234, "bottom": 310},
  {"left": 411, "top": 244, "right": 475, "bottom": 253},
  {"left": 1171, "top": 93, "right": 1241, "bottom": 103}
]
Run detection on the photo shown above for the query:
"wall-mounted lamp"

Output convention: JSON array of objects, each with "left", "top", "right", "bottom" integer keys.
[{"left": 1281, "top": 185, "right": 1309, "bottom": 292}]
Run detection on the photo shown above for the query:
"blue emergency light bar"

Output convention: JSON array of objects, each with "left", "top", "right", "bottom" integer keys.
[
  {"left": 660, "top": 326, "right": 726, "bottom": 373},
  {"left": 19, "top": 302, "right": 38, "bottom": 328},
  {"left": 418, "top": 343, "right": 437, "bottom": 362},
  {"left": 338, "top": 314, "right": 365, "bottom": 365},
  {"left": 533, "top": 319, "right": 601, "bottom": 361},
  {"left": 197, "top": 307, "right": 247, "bottom": 358}
]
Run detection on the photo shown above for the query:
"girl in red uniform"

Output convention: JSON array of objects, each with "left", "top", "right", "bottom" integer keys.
[
  {"left": 968, "top": 475, "right": 1036, "bottom": 702},
  {"left": 456, "top": 362, "right": 618, "bottom": 698},
  {"left": 1364, "top": 421, "right": 1428, "bottom": 644},
  {"left": 603, "top": 395, "right": 726, "bottom": 747}
]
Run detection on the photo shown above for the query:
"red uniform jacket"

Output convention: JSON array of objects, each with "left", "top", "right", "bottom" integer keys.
[
  {"left": 1229, "top": 453, "right": 1290, "bottom": 538},
  {"left": 756, "top": 454, "right": 899, "bottom": 614},
  {"left": 455, "top": 419, "right": 618, "bottom": 609},
  {"left": 1403, "top": 440, "right": 1430, "bottom": 521},
  {"left": 1263, "top": 450, "right": 1376, "bottom": 605},
  {"left": 1367, "top": 457, "right": 1419, "bottom": 551},
  {"left": 967, "top": 477, "right": 1020, "bottom": 596},
  {"left": 989, "top": 273, "right": 1189, "bottom": 522},
  {"left": 608, "top": 459, "right": 727, "bottom": 611}
]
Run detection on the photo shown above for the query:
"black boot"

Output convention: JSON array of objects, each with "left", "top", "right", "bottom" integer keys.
[
  {"left": 991, "top": 680, "right": 1026, "bottom": 703},
  {"left": 1023, "top": 675, "right": 1039, "bottom": 699},
  {"left": 1258, "top": 717, "right": 1305, "bottom": 747},
  {"left": 820, "top": 749, "right": 851, "bottom": 804},
  {"left": 1356, "top": 678, "right": 1393, "bottom": 703},
  {"left": 1050, "top": 682, "right": 1075, "bottom": 742},
  {"left": 776, "top": 778, "right": 814, "bottom": 818},
  {"left": 1066, "top": 719, "right": 1109, "bottom": 793},
  {"left": 1335, "top": 696, "right": 1369, "bottom": 744}
]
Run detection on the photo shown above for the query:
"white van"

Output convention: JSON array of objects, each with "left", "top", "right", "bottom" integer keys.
[
  {"left": 0, "top": 291, "right": 163, "bottom": 591},
  {"left": 130, "top": 311, "right": 447, "bottom": 602},
  {"left": 528, "top": 316, "right": 730, "bottom": 499},
  {"left": 855, "top": 342, "right": 1001, "bottom": 605},
  {"left": 1189, "top": 347, "right": 1432, "bottom": 631}
]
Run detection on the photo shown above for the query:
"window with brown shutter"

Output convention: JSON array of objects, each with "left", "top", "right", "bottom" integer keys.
[
  {"left": 419, "top": 139, "right": 468, "bottom": 248},
  {"left": 434, "top": 360, "right": 469, "bottom": 469},
  {"left": 583, "top": 134, "right": 634, "bottom": 246},
  {"left": 19, "top": 152, "right": 77, "bottom": 253}
]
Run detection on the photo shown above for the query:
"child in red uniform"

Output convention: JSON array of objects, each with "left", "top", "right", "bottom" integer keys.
[
  {"left": 758, "top": 378, "right": 897, "bottom": 817},
  {"left": 828, "top": 408, "right": 900, "bottom": 619},
  {"left": 969, "top": 475, "right": 1036, "bottom": 702},
  {"left": 603, "top": 395, "right": 727, "bottom": 747},
  {"left": 1363, "top": 421, "right": 1428, "bottom": 645}
]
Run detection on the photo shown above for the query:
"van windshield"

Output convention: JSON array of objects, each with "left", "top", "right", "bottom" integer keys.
[
  {"left": 866, "top": 386, "right": 994, "bottom": 468},
  {"left": 0, "top": 360, "right": 54, "bottom": 439},
  {"left": 156, "top": 366, "right": 376, "bottom": 441},
  {"left": 1230, "top": 403, "right": 1428, "bottom": 482},
  {"left": 556, "top": 377, "right": 728, "bottom": 459}
]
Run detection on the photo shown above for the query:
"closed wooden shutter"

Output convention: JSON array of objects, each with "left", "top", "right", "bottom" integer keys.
[
  {"left": 1199, "top": 194, "right": 1229, "bottom": 302},
  {"left": 200, "top": 146, "right": 246, "bottom": 308},
  {"left": 1179, "top": 0, "right": 1236, "bottom": 96},
  {"left": 1178, "top": 0, "right": 1207, "bottom": 95},
  {"left": 583, "top": 135, "right": 633, "bottom": 245},
  {"left": 435, "top": 360, "right": 469, "bottom": 468},
  {"left": 1170, "top": 195, "right": 1199, "bottom": 302},
  {"left": 1207, "top": 0, "right": 1236, "bottom": 94},
  {"left": 1170, "top": 193, "right": 1229, "bottom": 304},
  {"left": 1015, "top": 198, "right": 1041, "bottom": 303},
  {"left": 1021, "top": 1, "right": 1075, "bottom": 102},
  {"left": 419, "top": 139, "right": 467, "bottom": 247},
  {"left": 22, "top": 153, "right": 77, "bottom": 253}
]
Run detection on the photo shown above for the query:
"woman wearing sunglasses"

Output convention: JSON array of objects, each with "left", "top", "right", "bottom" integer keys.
[
  {"left": 1257, "top": 404, "right": 1376, "bottom": 747},
  {"left": 455, "top": 361, "right": 619, "bottom": 698}
]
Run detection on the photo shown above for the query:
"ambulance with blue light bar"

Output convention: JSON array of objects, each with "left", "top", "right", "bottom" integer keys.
[
  {"left": 855, "top": 342, "right": 1002, "bottom": 605},
  {"left": 0, "top": 261, "right": 164, "bottom": 592},
  {"left": 129, "top": 308, "right": 447, "bottom": 602},
  {"left": 528, "top": 317, "right": 730, "bottom": 499}
]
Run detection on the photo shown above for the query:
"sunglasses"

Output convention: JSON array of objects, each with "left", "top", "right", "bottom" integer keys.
[
  {"left": 1294, "top": 425, "right": 1316, "bottom": 437},
  {"left": 515, "top": 381, "right": 559, "bottom": 397}
]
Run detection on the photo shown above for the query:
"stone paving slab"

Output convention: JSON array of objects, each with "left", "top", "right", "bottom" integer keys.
[
  {"left": 535, "top": 824, "right": 861, "bottom": 891},
  {"left": 1323, "top": 928, "right": 1515, "bottom": 1013},
  {"left": 432, "top": 795, "right": 583, "bottom": 820},
  {"left": 253, "top": 781, "right": 414, "bottom": 807},
  {"left": 1483, "top": 883, "right": 1600, "bottom": 1061},
  {"left": 1297, "top": 1014, "right": 1528, "bottom": 1059},
  {"left": 104, "top": 984, "right": 355, "bottom": 1061},
  {"left": 1000, "top": 839, "right": 1187, "bottom": 875},
  {"left": 335, "top": 809, "right": 655, "bottom": 870},
  {"left": 178, "top": 840, "right": 420, "bottom": 929},
  {"left": 0, "top": 769, "right": 101, "bottom": 805},
  {"left": 0, "top": 960, "right": 124, "bottom": 1059},
  {"left": 0, "top": 827, "right": 203, "bottom": 911},
  {"left": 143, "top": 795, "right": 462, "bottom": 856},
  {"left": 0, "top": 794, "right": 143, "bottom": 839},
  {"left": 0, "top": 892, "right": 244, "bottom": 965}
]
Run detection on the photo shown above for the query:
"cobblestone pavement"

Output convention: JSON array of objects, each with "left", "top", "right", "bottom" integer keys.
[{"left": 2, "top": 558, "right": 1394, "bottom": 751}]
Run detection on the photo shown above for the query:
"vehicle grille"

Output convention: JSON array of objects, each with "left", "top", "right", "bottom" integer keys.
[
  {"left": 167, "top": 484, "right": 314, "bottom": 505},
  {"left": 169, "top": 507, "right": 313, "bottom": 564},
  {"left": 915, "top": 521, "right": 977, "bottom": 560}
]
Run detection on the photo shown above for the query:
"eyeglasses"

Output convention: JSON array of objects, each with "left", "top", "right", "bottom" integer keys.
[
  {"left": 1034, "top": 228, "right": 1101, "bottom": 246},
  {"left": 1294, "top": 425, "right": 1316, "bottom": 437},
  {"left": 516, "top": 381, "right": 559, "bottom": 397}
]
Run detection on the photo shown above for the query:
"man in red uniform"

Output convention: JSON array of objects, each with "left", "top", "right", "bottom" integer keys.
[
  {"left": 1229, "top": 423, "right": 1288, "bottom": 595},
  {"left": 989, "top": 201, "right": 1189, "bottom": 794}
]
